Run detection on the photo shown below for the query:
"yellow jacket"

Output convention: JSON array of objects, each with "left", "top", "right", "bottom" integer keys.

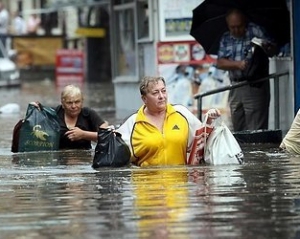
[
  {"left": 117, "top": 104, "right": 202, "bottom": 166},
  {"left": 281, "top": 108, "right": 300, "bottom": 154}
]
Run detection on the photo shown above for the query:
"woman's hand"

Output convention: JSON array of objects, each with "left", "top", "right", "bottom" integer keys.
[
  {"left": 29, "top": 101, "right": 42, "bottom": 110},
  {"left": 207, "top": 108, "right": 221, "bottom": 119},
  {"left": 206, "top": 108, "right": 221, "bottom": 124},
  {"left": 100, "top": 121, "right": 110, "bottom": 128},
  {"left": 65, "top": 127, "right": 84, "bottom": 141}
]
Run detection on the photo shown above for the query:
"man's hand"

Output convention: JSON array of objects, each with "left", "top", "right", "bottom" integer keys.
[{"left": 238, "top": 60, "right": 248, "bottom": 70}]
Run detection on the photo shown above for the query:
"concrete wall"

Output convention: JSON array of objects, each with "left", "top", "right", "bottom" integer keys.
[
  {"left": 269, "top": 58, "right": 294, "bottom": 133},
  {"left": 113, "top": 76, "right": 143, "bottom": 121},
  {"left": 112, "top": 44, "right": 158, "bottom": 120}
]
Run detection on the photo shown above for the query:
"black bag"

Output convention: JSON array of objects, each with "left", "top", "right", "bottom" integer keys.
[
  {"left": 11, "top": 119, "right": 24, "bottom": 153},
  {"left": 243, "top": 45, "right": 269, "bottom": 87},
  {"left": 17, "top": 103, "right": 61, "bottom": 152},
  {"left": 92, "top": 128, "right": 131, "bottom": 168}
]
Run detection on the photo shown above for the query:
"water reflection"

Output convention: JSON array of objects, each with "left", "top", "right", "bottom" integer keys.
[
  {"left": 1, "top": 146, "right": 300, "bottom": 238},
  {"left": 131, "top": 167, "right": 191, "bottom": 238},
  {"left": 11, "top": 150, "right": 94, "bottom": 167}
]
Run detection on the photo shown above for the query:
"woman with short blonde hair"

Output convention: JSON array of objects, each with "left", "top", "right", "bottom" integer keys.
[{"left": 30, "top": 84, "right": 108, "bottom": 149}]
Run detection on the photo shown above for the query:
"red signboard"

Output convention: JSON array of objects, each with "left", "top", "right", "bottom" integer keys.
[{"left": 55, "top": 49, "right": 84, "bottom": 86}]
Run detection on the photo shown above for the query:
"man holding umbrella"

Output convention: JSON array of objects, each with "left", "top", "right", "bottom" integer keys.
[{"left": 216, "top": 8, "right": 277, "bottom": 132}]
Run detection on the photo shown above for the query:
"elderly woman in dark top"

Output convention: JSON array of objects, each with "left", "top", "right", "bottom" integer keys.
[{"left": 31, "top": 84, "right": 108, "bottom": 149}]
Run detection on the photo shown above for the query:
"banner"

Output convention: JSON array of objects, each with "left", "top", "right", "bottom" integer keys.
[{"left": 12, "top": 36, "right": 63, "bottom": 67}]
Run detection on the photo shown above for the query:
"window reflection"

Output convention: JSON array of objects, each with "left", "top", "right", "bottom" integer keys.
[
  {"left": 137, "top": 0, "right": 149, "bottom": 39},
  {"left": 115, "top": 9, "right": 136, "bottom": 76},
  {"left": 114, "top": 0, "right": 133, "bottom": 4}
]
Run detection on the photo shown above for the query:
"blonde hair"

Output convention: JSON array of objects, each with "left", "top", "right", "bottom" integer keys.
[
  {"left": 61, "top": 84, "right": 83, "bottom": 102},
  {"left": 139, "top": 76, "right": 165, "bottom": 96}
]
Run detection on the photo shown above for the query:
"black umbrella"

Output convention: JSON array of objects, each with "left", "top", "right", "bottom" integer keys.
[{"left": 190, "top": 0, "right": 290, "bottom": 55}]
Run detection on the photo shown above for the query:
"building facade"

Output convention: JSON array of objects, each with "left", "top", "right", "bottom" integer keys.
[{"left": 4, "top": 0, "right": 296, "bottom": 132}]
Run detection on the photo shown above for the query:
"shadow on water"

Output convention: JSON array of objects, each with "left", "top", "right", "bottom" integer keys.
[{"left": 1, "top": 80, "right": 300, "bottom": 238}]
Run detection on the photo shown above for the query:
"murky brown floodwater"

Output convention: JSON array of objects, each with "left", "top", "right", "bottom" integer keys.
[{"left": 1, "top": 78, "right": 300, "bottom": 239}]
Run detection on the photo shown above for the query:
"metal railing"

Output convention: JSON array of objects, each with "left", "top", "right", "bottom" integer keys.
[{"left": 194, "top": 71, "right": 289, "bottom": 129}]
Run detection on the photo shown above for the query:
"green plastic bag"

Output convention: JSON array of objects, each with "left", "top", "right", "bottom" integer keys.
[{"left": 18, "top": 103, "right": 60, "bottom": 152}]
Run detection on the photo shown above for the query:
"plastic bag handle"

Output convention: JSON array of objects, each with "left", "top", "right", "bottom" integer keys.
[{"left": 202, "top": 113, "right": 222, "bottom": 151}]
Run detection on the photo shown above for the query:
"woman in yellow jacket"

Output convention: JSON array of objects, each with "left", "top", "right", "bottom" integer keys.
[
  {"left": 116, "top": 76, "right": 220, "bottom": 166},
  {"left": 280, "top": 108, "right": 300, "bottom": 154}
]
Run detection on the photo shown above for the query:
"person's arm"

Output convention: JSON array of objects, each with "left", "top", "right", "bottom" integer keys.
[
  {"left": 115, "top": 113, "right": 137, "bottom": 163},
  {"left": 216, "top": 33, "right": 247, "bottom": 71},
  {"left": 216, "top": 58, "right": 247, "bottom": 71},
  {"left": 63, "top": 107, "right": 109, "bottom": 143},
  {"left": 115, "top": 113, "right": 136, "bottom": 148},
  {"left": 65, "top": 128, "right": 98, "bottom": 142},
  {"left": 79, "top": 107, "right": 108, "bottom": 142}
]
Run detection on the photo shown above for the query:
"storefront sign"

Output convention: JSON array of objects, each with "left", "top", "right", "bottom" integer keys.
[
  {"left": 157, "top": 41, "right": 215, "bottom": 65},
  {"left": 55, "top": 49, "right": 84, "bottom": 86}
]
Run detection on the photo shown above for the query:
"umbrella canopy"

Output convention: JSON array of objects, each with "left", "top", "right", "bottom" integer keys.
[{"left": 190, "top": 0, "right": 290, "bottom": 55}]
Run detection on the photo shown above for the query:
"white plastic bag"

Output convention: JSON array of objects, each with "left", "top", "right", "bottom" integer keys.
[{"left": 204, "top": 118, "right": 244, "bottom": 165}]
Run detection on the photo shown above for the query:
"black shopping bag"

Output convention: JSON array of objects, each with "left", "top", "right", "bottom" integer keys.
[
  {"left": 244, "top": 43, "right": 269, "bottom": 87},
  {"left": 18, "top": 103, "right": 60, "bottom": 152},
  {"left": 11, "top": 119, "right": 24, "bottom": 153},
  {"left": 92, "top": 128, "right": 131, "bottom": 168}
]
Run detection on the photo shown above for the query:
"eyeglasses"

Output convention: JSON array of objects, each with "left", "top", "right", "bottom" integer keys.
[{"left": 64, "top": 100, "right": 82, "bottom": 106}]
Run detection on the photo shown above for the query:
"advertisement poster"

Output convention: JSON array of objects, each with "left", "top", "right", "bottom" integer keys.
[
  {"left": 157, "top": 41, "right": 230, "bottom": 116},
  {"left": 55, "top": 49, "right": 84, "bottom": 87},
  {"left": 158, "top": 0, "right": 203, "bottom": 41}
]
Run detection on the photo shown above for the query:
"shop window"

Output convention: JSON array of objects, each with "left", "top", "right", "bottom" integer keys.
[
  {"left": 40, "top": 0, "right": 58, "bottom": 35},
  {"left": 114, "top": 8, "right": 136, "bottom": 76},
  {"left": 78, "top": 8, "right": 89, "bottom": 27},
  {"left": 114, "top": 0, "right": 134, "bottom": 4},
  {"left": 137, "top": 0, "right": 150, "bottom": 40}
]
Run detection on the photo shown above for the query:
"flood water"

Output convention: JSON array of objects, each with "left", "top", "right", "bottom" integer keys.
[{"left": 1, "top": 78, "right": 300, "bottom": 239}]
